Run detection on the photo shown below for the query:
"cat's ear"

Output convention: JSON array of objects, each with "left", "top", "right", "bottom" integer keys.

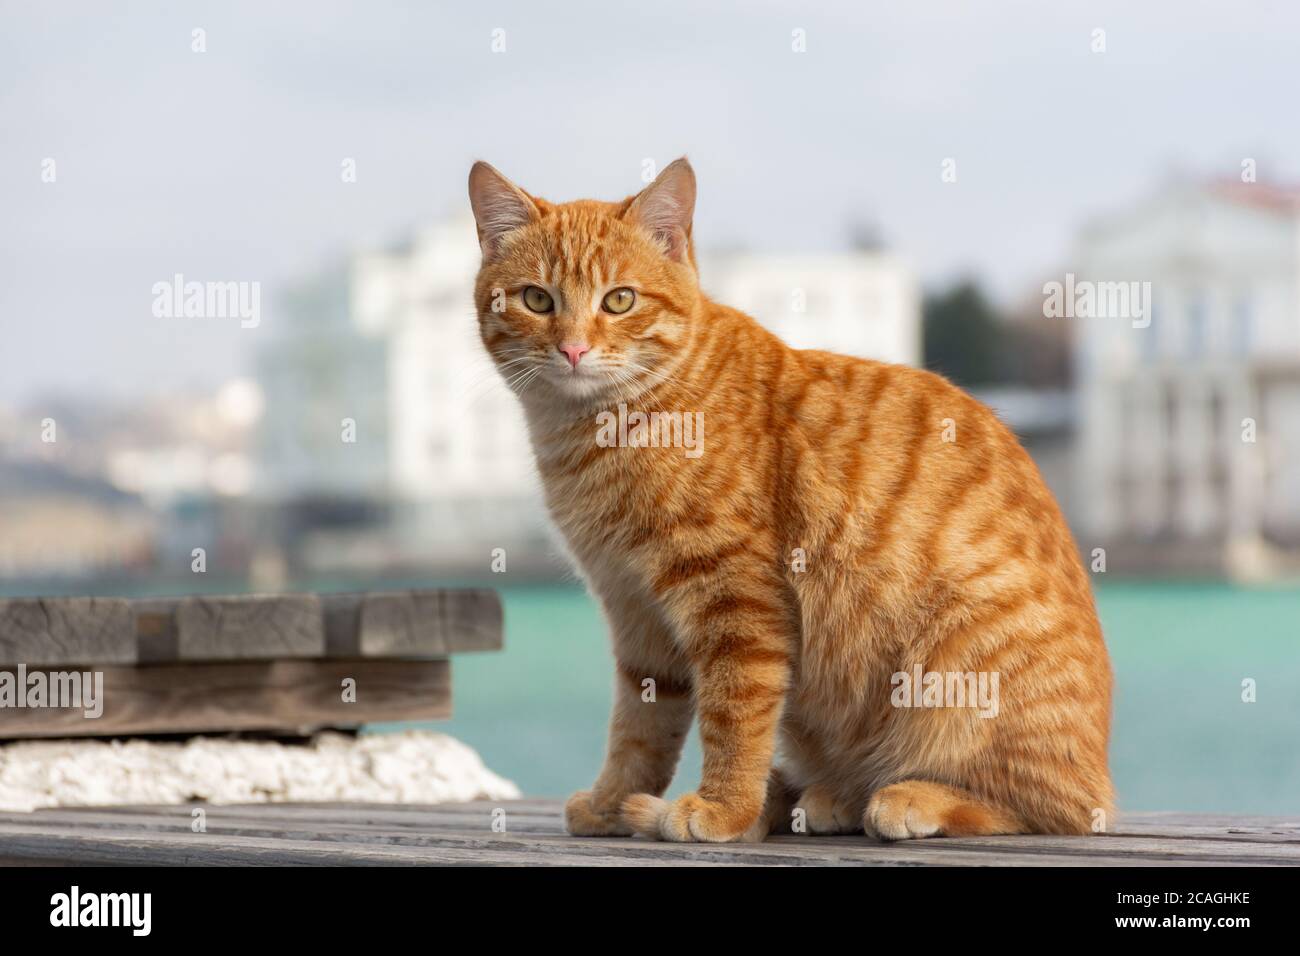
[
  {"left": 625, "top": 157, "right": 696, "bottom": 263},
  {"left": 468, "top": 161, "right": 539, "bottom": 261}
]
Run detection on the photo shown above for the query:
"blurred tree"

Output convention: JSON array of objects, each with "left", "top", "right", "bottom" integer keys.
[
  {"left": 922, "top": 280, "right": 1003, "bottom": 386},
  {"left": 999, "top": 308, "right": 1073, "bottom": 388},
  {"left": 846, "top": 218, "right": 886, "bottom": 252}
]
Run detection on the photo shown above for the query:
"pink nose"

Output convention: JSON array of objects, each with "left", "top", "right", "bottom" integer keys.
[{"left": 559, "top": 342, "right": 591, "bottom": 368}]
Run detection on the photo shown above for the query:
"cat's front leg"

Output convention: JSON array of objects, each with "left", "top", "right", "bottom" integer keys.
[
  {"left": 565, "top": 661, "right": 695, "bottom": 837},
  {"left": 622, "top": 581, "right": 794, "bottom": 843}
]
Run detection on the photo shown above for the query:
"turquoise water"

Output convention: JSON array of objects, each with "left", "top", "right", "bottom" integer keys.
[{"left": 382, "top": 582, "right": 1300, "bottom": 814}]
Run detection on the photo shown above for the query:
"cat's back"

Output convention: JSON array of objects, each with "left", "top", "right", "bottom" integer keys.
[
  {"left": 669, "top": 308, "right": 1093, "bottom": 608},
  {"left": 773, "top": 346, "right": 1099, "bottom": 630}
]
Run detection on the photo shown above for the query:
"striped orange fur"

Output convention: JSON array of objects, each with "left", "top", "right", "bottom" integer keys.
[{"left": 468, "top": 158, "right": 1114, "bottom": 842}]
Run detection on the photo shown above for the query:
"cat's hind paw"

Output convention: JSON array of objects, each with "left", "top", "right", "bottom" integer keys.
[
  {"left": 621, "top": 792, "right": 757, "bottom": 843},
  {"left": 864, "top": 783, "right": 944, "bottom": 840},
  {"left": 796, "top": 786, "right": 862, "bottom": 834},
  {"left": 864, "top": 780, "right": 1024, "bottom": 840}
]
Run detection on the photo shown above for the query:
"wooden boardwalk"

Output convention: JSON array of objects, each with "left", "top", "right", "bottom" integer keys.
[{"left": 0, "top": 800, "right": 1296, "bottom": 866}]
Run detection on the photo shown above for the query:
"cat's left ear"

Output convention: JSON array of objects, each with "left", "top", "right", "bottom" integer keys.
[{"left": 625, "top": 157, "right": 696, "bottom": 263}]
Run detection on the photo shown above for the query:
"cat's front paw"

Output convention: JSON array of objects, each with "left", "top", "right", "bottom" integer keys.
[
  {"left": 564, "top": 789, "right": 634, "bottom": 837},
  {"left": 621, "top": 791, "right": 758, "bottom": 843}
]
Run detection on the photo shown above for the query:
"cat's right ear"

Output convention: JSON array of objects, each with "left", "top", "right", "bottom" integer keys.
[
  {"left": 625, "top": 157, "right": 696, "bottom": 263},
  {"left": 468, "top": 161, "right": 539, "bottom": 261}
]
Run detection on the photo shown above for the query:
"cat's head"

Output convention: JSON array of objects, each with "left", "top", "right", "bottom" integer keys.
[{"left": 468, "top": 158, "right": 701, "bottom": 404}]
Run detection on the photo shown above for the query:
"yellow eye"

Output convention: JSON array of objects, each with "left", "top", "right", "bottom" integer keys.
[
  {"left": 522, "top": 286, "right": 553, "bottom": 313},
  {"left": 602, "top": 288, "right": 636, "bottom": 314}
]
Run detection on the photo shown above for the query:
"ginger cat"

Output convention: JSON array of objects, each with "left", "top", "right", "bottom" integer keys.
[{"left": 468, "top": 157, "right": 1114, "bottom": 842}]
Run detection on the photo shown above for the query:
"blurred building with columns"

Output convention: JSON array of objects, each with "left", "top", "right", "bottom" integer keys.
[{"left": 1073, "top": 180, "right": 1300, "bottom": 577}]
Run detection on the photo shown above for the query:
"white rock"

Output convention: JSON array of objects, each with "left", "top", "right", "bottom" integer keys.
[{"left": 0, "top": 730, "right": 520, "bottom": 811}]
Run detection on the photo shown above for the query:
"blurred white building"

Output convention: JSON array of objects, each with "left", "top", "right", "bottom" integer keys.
[
  {"left": 352, "top": 216, "right": 547, "bottom": 560},
  {"left": 258, "top": 270, "right": 389, "bottom": 502},
  {"left": 1074, "top": 180, "right": 1300, "bottom": 573},
  {"left": 700, "top": 251, "right": 921, "bottom": 366}
]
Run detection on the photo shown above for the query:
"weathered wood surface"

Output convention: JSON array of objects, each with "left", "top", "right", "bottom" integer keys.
[
  {"left": 0, "top": 598, "right": 136, "bottom": 666},
  {"left": 175, "top": 595, "right": 324, "bottom": 660},
  {"left": 0, "top": 660, "right": 449, "bottom": 738},
  {"left": 0, "top": 801, "right": 1295, "bottom": 866},
  {"left": 0, "top": 590, "right": 502, "bottom": 665},
  {"left": 356, "top": 590, "right": 502, "bottom": 657}
]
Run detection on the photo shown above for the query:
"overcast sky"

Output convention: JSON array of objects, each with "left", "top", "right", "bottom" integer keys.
[{"left": 3, "top": 0, "right": 1297, "bottom": 403}]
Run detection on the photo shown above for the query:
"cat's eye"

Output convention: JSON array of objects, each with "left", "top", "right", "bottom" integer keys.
[
  {"left": 602, "top": 288, "right": 636, "bottom": 314},
  {"left": 522, "top": 286, "right": 554, "bottom": 313}
]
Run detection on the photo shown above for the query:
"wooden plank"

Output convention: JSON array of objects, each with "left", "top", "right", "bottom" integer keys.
[
  {"left": 0, "top": 598, "right": 135, "bottom": 667},
  {"left": 356, "top": 590, "right": 503, "bottom": 657},
  {"left": 134, "top": 600, "right": 179, "bottom": 664},
  {"left": 0, "top": 802, "right": 1295, "bottom": 867},
  {"left": 18, "top": 807, "right": 1293, "bottom": 865},
  {"left": 0, "top": 827, "right": 705, "bottom": 867},
  {"left": 0, "top": 659, "right": 449, "bottom": 739},
  {"left": 437, "top": 589, "right": 504, "bottom": 652},
  {"left": 1123, "top": 810, "right": 1300, "bottom": 829},
  {"left": 70, "top": 800, "right": 1298, "bottom": 843},
  {"left": 0, "top": 590, "right": 501, "bottom": 664},
  {"left": 197, "top": 819, "right": 1300, "bottom": 864},
  {"left": 358, "top": 593, "right": 449, "bottom": 657},
  {"left": 0, "top": 818, "right": 1264, "bottom": 868},
  {"left": 175, "top": 594, "right": 324, "bottom": 660},
  {"left": 1114, "top": 822, "right": 1300, "bottom": 844},
  {"left": 322, "top": 593, "right": 362, "bottom": 658}
]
